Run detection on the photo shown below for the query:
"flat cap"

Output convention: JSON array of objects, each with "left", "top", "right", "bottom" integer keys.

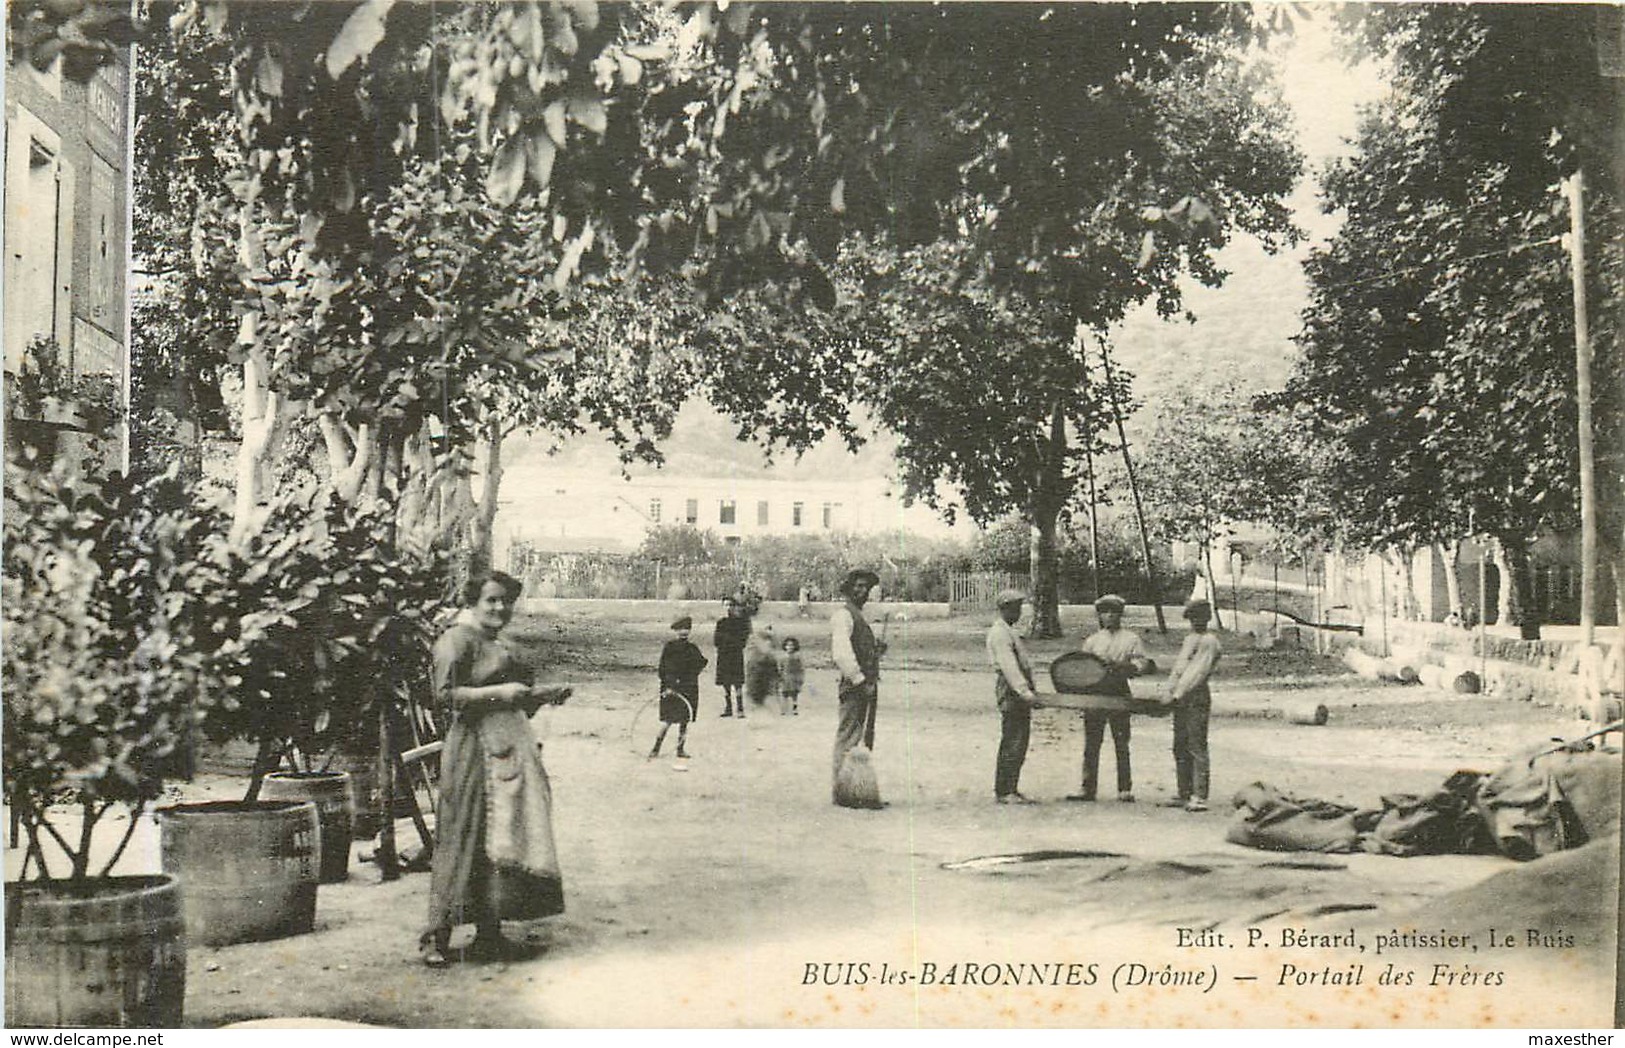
[
  {"left": 1094, "top": 593, "right": 1127, "bottom": 612},
  {"left": 1183, "top": 599, "right": 1212, "bottom": 619},
  {"left": 995, "top": 588, "right": 1028, "bottom": 607},
  {"left": 670, "top": 615, "right": 693, "bottom": 630}
]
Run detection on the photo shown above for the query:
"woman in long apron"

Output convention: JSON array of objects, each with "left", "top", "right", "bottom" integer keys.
[{"left": 421, "top": 571, "right": 571, "bottom": 967}]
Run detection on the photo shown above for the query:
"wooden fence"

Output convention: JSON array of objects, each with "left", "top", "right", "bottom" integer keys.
[{"left": 948, "top": 571, "right": 1030, "bottom": 610}]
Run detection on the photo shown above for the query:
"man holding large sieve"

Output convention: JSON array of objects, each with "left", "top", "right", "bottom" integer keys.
[{"left": 1067, "top": 594, "right": 1152, "bottom": 803}]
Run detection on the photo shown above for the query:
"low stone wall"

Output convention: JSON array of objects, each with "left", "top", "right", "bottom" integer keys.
[
  {"left": 1326, "top": 621, "right": 1609, "bottom": 717},
  {"left": 514, "top": 597, "right": 957, "bottom": 621}
]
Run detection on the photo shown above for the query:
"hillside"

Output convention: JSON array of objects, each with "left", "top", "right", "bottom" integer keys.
[
  {"left": 505, "top": 401, "right": 905, "bottom": 485},
  {"left": 513, "top": 234, "right": 1313, "bottom": 479},
  {"left": 1111, "top": 238, "right": 1311, "bottom": 438}
]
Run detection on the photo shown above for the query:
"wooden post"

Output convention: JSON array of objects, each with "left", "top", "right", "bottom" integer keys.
[
  {"left": 1379, "top": 555, "right": 1390, "bottom": 657},
  {"left": 1082, "top": 437, "right": 1102, "bottom": 600},
  {"left": 1478, "top": 545, "right": 1489, "bottom": 688},
  {"left": 1315, "top": 566, "right": 1325, "bottom": 657},
  {"left": 377, "top": 700, "right": 399, "bottom": 882},
  {"left": 1565, "top": 170, "right": 1598, "bottom": 646},
  {"left": 1098, "top": 338, "right": 1167, "bottom": 633},
  {"left": 1230, "top": 551, "right": 1241, "bottom": 633}
]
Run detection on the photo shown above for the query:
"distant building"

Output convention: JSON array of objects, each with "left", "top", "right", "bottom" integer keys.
[
  {"left": 4, "top": 47, "right": 131, "bottom": 465},
  {"left": 493, "top": 469, "right": 970, "bottom": 559}
]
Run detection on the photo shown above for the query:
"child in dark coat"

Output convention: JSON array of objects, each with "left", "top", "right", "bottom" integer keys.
[
  {"left": 651, "top": 616, "right": 708, "bottom": 760},
  {"left": 714, "top": 600, "right": 751, "bottom": 717}
]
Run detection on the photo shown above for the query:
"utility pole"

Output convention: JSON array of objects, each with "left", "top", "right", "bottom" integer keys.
[
  {"left": 1564, "top": 171, "right": 1597, "bottom": 646},
  {"left": 1082, "top": 436, "right": 1102, "bottom": 599},
  {"left": 1098, "top": 337, "right": 1168, "bottom": 634}
]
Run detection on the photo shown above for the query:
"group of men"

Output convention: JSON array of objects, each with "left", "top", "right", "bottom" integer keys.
[
  {"left": 986, "top": 589, "right": 1220, "bottom": 811},
  {"left": 823, "top": 567, "right": 1221, "bottom": 813}
]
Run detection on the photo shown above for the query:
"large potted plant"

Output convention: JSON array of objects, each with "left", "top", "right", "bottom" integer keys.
[
  {"left": 2, "top": 466, "right": 210, "bottom": 1027},
  {"left": 159, "top": 494, "right": 446, "bottom": 941}
]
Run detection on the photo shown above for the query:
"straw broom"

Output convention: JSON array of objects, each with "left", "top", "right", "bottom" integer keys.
[{"left": 834, "top": 695, "right": 882, "bottom": 808}]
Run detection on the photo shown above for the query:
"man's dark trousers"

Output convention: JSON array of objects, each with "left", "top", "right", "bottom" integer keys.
[
  {"left": 833, "top": 682, "right": 877, "bottom": 777},
  {"left": 1081, "top": 709, "right": 1132, "bottom": 798},
  {"left": 996, "top": 705, "right": 1031, "bottom": 797}
]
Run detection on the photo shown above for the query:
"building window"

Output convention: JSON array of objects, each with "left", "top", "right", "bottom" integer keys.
[
  {"left": 724, "top": 535, "right": 742, "bottom": 546},
  {"left": 757, "top": 500, "right": 770, "bottom": 526},
  {"left": 649, "top": 499, "right": 662, "bottom": 523},
  {"left": 719, "top": 499, "right": 737, "bottom": 525},
  {"left": 792, "top": 502, "right": 804, "bottom": 527},
  {"left": 685, "top": 498, "right": 698, "bottom": 525},
  {"left": 822, "top": 502, "right": 837, "bottom": 529}
]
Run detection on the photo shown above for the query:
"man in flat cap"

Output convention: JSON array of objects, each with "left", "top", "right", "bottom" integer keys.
[
  {"left": 986, "top": 589, "right": 1039, "bottom": 804},
  {"left": 1070, "top": 594, "right": 1152, "bottom": 803},
  {"left": 1161, "top": 599, "right": 1221, "bottom": 812},
  {"left": 830, "top": 568, "right": 886, "bottom": 804}
]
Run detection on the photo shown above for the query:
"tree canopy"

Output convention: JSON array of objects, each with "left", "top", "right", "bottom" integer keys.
[
  {"left": 811, "top": 10, "right": 1302, "bottom": 634},
  {"left": 1289, "top": 4, "right": 1623, "bottom": 630}
]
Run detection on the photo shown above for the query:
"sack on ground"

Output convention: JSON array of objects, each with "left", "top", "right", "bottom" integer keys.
[
  {"left": 1476, "top": 748, "right": 1580, "bottom": 861},
  {"left": 1225, "top": 782, "right": 1369, "bottom": 854},
  {"left": 1363, "top": 771, "right": 1494, "bottom": 857}
]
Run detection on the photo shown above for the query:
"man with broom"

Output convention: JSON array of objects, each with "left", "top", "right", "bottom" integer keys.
[{"left": 831, "top": 568, "right": 886, "bottom": 807}]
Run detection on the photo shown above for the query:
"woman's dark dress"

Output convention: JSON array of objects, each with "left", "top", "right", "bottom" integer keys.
[
  {"left": 658, "top": 639, "right": 708, "bottom": 723},
  {"left": 424, "top": 623, "right": 563, "bottom": 941}
]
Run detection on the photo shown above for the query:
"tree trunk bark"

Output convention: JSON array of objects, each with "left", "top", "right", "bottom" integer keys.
[
  {"left": 1082, "top": 437, "right": 1101, "bottom": 600},
  {"left": 1201, "top": 540, "right": 1225, "bottom": 630},
  {"left": 1386, "top": 547, "right": 1418, "bottom": 621},
  {"left": 1100, "top": 345, "right": 1166, "bottom": 634},
  {"left": 467, "top": 420, "right": 505, "bottom": 581},
  {"left": 395, "top": 426, "right": 435, "bottom": 553},
  {"left": 1491, "top": 536, "right": 1518, "bottom": 630},
  {"left": 319, "top": 413, "right": 374, "bottom": 506},
  {"left": 1025, "top": 401, "right": 1068, "bottom": 639},
  {"left": 1028, "top": 507, "right": 1063, "bottom": 639},
  {"left": 230, "top": 349, "right": 292, "bottom": 544},
  {"left": 1611, "top": 554, "right": 1625, "bottom": 634},
  {"left": 1438, "top": 539, "right": 1464, "bottom": 621},
  {"left": 1497, "top": 536, "right": 1541, "bottom": 640}
]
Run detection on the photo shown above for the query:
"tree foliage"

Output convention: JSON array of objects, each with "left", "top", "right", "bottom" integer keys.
[
  {"left": 1290, "top": 5, "right": 1624, "bottom": 630},
  {"left": 809, "top": 12, "right": 1302, "bottom": 634},
  {"left": 130, "top": 3, "right": 1305, "bottom": 634},
  {"left": 1137, "top": 383, "right": 1320, "bottom": 555},
  {"left": 7, "top": 0, "right": 140, "bottom": 82},
  {"left": 2, "top": 467, "right": 216, "bottom": 881}
]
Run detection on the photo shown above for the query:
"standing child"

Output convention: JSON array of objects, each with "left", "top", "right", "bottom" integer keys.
[
  {"left": 651, "top": 616, "right": 708, "bottom": 761},
  {"left": 1161, "top": 599, "right": 1222, "bottom": 812},
  {"left": 778, "top": 636, "right": 805, "bottom": 715},
  {"left": 714, "top": 600, "right": 750, "bottom": 717}
]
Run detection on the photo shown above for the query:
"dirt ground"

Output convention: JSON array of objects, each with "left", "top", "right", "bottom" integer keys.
[{"left": 11, "top": 602, "right": 1621, "bottom": 1028}]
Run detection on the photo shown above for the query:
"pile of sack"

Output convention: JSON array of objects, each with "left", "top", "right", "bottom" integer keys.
[{"left": 1226, "top": 727, "right": 1621, "bottom": 860}]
